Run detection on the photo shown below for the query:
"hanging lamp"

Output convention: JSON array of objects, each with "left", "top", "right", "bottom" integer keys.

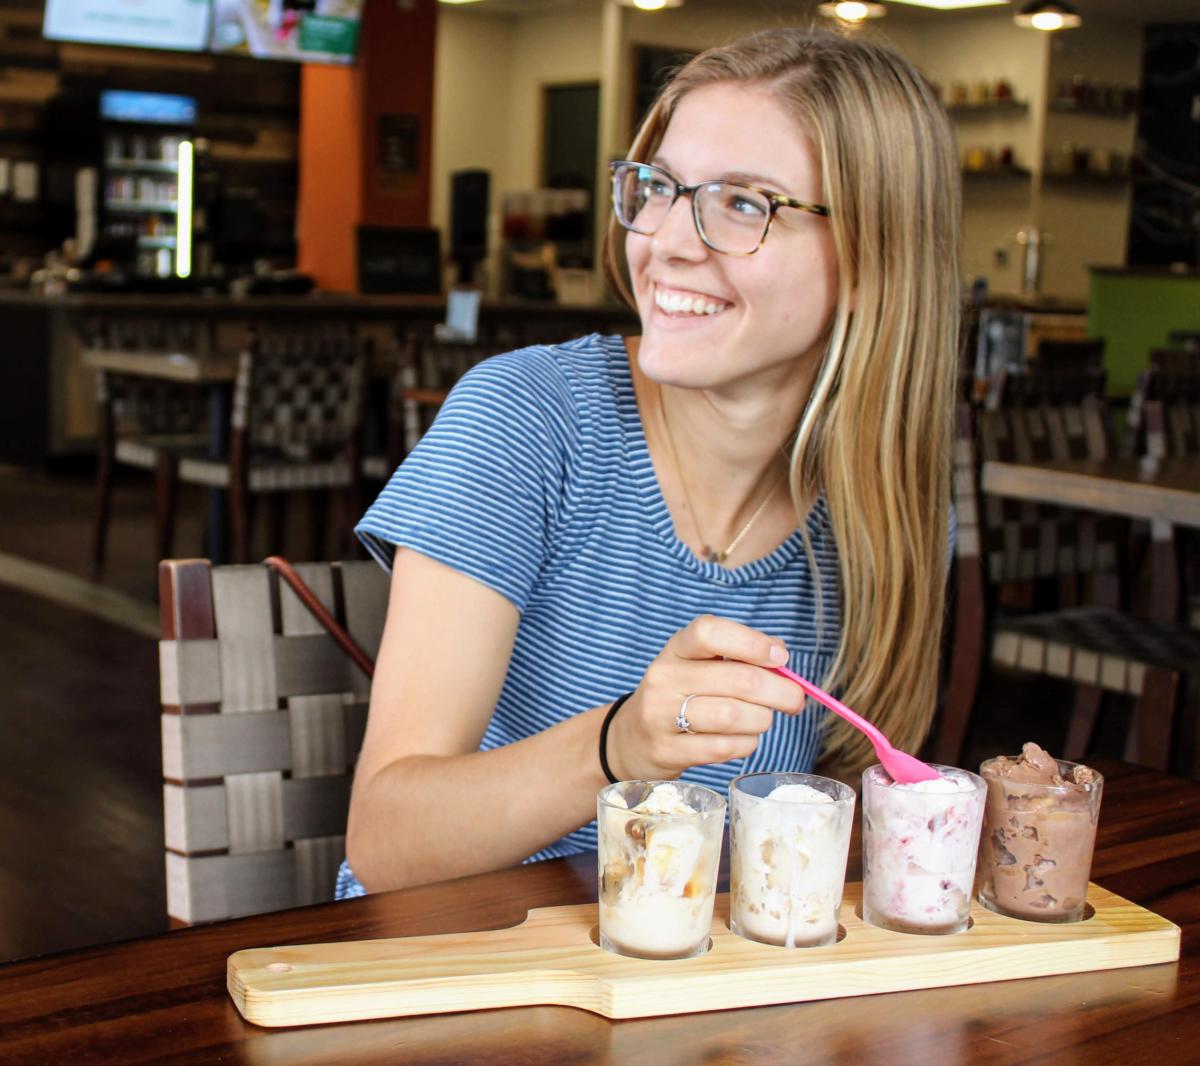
[{"left": 1014, "top": 2, "right": 1082, "bottom": 31}]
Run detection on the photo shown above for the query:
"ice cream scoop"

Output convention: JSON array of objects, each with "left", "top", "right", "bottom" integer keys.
[{"left": 773, "top": 665, "right": 939, "bottom": 784}]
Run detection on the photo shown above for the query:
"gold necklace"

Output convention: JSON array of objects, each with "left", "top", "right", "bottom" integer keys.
[{"left": 659, "top": 397, "right": 786, "bottom": 565}]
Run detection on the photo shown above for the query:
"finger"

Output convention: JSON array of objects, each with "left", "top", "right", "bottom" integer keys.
[
  {"left": 669, "top": 615, "right": 788, "bottom": 668},
  {"left": 682, "top": 659, "right": 807, "bottom": 715},
  {"left": 682, "top": 732, "right": 762, "bottom": 765},
  {"left": 675, "top": 696, "right": 774, "bottom": 737}
]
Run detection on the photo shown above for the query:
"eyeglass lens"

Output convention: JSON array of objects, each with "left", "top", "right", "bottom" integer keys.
[{"left": 613, "top": 163, "right": 771, "bottom": 255}]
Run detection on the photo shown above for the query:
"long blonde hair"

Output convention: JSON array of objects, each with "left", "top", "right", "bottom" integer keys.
[{"left": 603, "top": 29, "right": 961, "bottom": 775}]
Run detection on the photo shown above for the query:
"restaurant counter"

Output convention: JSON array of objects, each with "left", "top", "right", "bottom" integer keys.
[{"left": 0, "top": 291, "right": 639, "bottom": 465}]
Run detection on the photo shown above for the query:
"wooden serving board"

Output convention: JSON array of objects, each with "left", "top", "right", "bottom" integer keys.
[{"left": 228, "top": 882, "right": 1179, "bottom": 1028}]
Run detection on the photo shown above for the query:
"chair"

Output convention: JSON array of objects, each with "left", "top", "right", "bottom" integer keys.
[
  {"left": 362, "top": 336, "right": 511, "bottom": 480},
  {"left": 1033, "top": 337, "right": 1106, "bottom": 373},
  {"left": 90, "top": 316, "right": 214, "bottom": 576},
  {"left": 161, "top": 325, "right": 368, "bottom": 564},
  {"left": 1122, "top": 348, "right": 1200, "bottom": 457},
  {"left": 935, "top": 402, "right": 1200, "bottom": 774},
  {"left": 159, "top": 557, "right": 388, "bottom": 923}
]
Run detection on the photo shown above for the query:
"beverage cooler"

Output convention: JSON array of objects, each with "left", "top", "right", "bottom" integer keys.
[{"left": 94, "top": 90, "right": 197, "bottom": 279}]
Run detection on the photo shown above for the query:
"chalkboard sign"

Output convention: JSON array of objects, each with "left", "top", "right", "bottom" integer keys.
[{"left": 356, "top": 225, "right": 441, "bottom": 295}]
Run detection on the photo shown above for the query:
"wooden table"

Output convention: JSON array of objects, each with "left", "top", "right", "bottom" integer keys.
[
  {"left": 982, "top": 455, "right": 1200, "bottom": 622},
  {"left": 2, "top": 759, "right": 1197, "bottom": 1065},
  {"left": 982, "top": 456, "right": 1200, "bottom": 530}
]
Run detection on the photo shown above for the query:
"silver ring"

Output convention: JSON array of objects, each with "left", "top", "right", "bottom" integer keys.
[{"left": 676, "top": 694, "right": 698, "bottom": 734}]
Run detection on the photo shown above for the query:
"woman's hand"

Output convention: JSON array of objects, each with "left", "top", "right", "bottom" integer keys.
[{"left": 605, "top": 614, "right": 806, "bottom": 781}]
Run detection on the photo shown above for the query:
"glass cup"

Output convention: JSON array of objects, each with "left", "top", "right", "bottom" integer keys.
[
  {"left": 977, "top": 758, "right": 1103, "bottom": 923},
  {"left": 597, "top": 780, "right": 725, "bottom": 960},
  {"left": 862, "top": 763, "right": 986, "bottom": 935},
  {"left": 729, "top": 772, "right": 855, "bottom": 948}
]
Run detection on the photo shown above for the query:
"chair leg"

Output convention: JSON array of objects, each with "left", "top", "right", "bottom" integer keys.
[
  {"left": 92, "top": 409, "right": 116, "bottom": 579},
  {"left": 309, "top": 489, "right": 329, "bottom": 562},
  {"left": 1125, "top": 667, "right": 1179, "bottom": 772},
  {"left": 153, "top": 453, "right": 179, "bottom": 563},
  {"left": 265, "top": 492, "right": 287, "bottom": 558},
  {"left": 932, "top": 562, "right": 985, "bottom": 766},
  {"left": 1063, "top": 685, "right": 1103, "bottom": 761},
  {"left": 230, "top": 482, "right": 249, "bottom": 564}
]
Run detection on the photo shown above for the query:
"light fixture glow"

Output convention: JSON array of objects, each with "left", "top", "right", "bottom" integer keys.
[
  {"left": 1014, "top": 2, "right": 1081, "bottom": 31},
  {"left": 617, "top": 0, "right": 683, "bottom": 9},
  {"left": 886, "top": 1, "right": 1007, "bottom": 8},
  {"left": 818, "top": 1, "right": 886, "bottom": 22},
  {"left": 175, "top": 139, "right": 193, "bottom": 280}
]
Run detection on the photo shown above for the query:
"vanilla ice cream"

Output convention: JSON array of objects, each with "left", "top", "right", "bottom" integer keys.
[
  {"left": 597, "top": 781, "right": 725, "bottom": 959},
  {"left": 730, "top": 773, "right": 855, "bottom": 948}
]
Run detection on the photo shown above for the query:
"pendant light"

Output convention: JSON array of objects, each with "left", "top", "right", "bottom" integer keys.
[
  {"left": 817, "top": 2, "right": 887, "bottom": 23},
  {"left": 1014, "top": 2, "right": 1082, "bottom": 31}
]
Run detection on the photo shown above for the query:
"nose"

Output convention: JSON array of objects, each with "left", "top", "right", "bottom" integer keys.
[{"left": 650, "top": 193, "right": 707, "bottom": 262}]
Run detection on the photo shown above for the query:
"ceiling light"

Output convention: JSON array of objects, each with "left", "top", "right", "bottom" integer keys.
[
  {"left": 818, "top": 2, "right": 887, "bottom": 23},
  {"left": 886, "top": 1, "right": 1007, "bottom": 8},
  {"left": 1014, "top": 2, "right": 1082, "bottom": 30},
  {"left": 618, "top": 0, "right": 684, "bottom": 9}
]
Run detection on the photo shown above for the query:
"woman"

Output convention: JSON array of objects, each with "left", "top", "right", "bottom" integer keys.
[{"left": 339, "top": 27, "right": 959, "bottom": 897}]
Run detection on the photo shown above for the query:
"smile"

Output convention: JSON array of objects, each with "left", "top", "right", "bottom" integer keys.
[{"left": 653, "top": 284, "right": 730, "bottom": 317}]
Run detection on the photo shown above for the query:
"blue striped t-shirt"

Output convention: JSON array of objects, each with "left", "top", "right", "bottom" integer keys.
[{"left": 337, "top": 332, "right": 839, "bottom": 899}]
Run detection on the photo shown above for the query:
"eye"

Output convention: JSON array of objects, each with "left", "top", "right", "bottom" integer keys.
[
  {"left": 646, "top": 177, "right": 674, "bottom": 199},
  {"left": 728, "top": 193, "right": 767, "bottom": 218}
]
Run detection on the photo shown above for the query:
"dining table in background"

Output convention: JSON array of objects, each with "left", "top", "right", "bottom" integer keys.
[
  {"left": 1, "top": 758, "right": 1197, "bottom": 1065},
  {"left": 982, "top": 455, "right": 1200, "bottom": 623}
]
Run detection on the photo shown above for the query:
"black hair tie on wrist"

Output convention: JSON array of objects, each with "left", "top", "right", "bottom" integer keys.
[{"left": 599, "top": 692, "right": 633, "bottom": 785}]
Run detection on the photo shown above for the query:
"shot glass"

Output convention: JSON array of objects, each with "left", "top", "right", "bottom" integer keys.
[
  {"left": 977, "top": 758, "right": 1103, "bottom": 923},
  {"left": 597, "top": 780, "right": 725, "bottom": 960},
  {"left": 861, "top": 763, "right": 986, "bottom": 935},
  {"left": 729, "top": 772, "right": 855, "bottom": 948}
]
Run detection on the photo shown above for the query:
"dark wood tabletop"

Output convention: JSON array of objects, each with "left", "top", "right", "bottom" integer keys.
[
  {"left": 982, "top": 456, "right": 1200, "bottom": 529},
  {"left": 2, "top": 759, "right": 1197, "bottom": 1065}
]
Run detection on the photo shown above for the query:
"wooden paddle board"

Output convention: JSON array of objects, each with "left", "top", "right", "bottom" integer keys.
[{"left": 228, "top": 881, "right": 1179, "bottom": 1027}]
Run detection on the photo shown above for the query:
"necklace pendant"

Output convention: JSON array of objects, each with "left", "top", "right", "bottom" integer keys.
[{"left": 703, "top": 546, "right": 726, "bottom": 564}]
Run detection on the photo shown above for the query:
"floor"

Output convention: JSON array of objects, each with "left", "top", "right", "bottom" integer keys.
[{"left": 0, "top": 461, "right": 1110, "bottom": 965}]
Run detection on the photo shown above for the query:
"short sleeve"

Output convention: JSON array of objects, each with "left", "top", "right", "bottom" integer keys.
[{"left": 356, "top": 347, "right": 578, "bottom": 611}]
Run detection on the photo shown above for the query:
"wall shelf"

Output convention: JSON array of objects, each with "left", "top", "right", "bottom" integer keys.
[
  {"left": 105, "top": 200, "right": 178, "bottom": 213},
  {"left": 1048, "top": 99, "right": 1136, "bottom": 119},
  {"left": 105, "top": 159, "right": 179, "bottom": 174},
  {"left": 963, "top": 166, "right": 1032, "bottom": 180},
  {"left": 947, "top": 100, "right": 1029, "bottom": 117}
]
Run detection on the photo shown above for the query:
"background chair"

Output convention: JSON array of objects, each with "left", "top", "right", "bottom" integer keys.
[
  {"left": 159, "top": 557, "right": 388, "bottom": 923},
  {"left": 90, "top": 316, "right": 213, "bottom": 576},
  {"left": 935, "top": 401, "right": 1200, "bottom": 775},
  {"left": 362, "top": 336, "right": 513, "bottom": 481},
  {"left": 161, "top": 325, "right": 368, "bottom": 564}
]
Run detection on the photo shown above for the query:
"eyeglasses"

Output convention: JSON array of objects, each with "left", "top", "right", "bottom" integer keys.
[{"left": 609, "top": 159, "right": 830, "bottom": 256}]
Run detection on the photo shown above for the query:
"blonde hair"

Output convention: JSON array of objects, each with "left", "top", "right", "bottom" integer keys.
[{"left": 603, "top": 29, "right": 961, "bottom": 776}]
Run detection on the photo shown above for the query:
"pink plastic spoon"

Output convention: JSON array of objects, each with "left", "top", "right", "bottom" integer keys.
[{"left": 773, "top": 664, "right": 940, "bottom": 784}]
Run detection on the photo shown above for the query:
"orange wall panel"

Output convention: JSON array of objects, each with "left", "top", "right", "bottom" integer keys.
[{"left": 296, "top": 0, "right": 437, "bottom": 292}]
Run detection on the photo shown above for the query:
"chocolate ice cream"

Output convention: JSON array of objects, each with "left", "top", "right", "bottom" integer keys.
[{"left": 978, "top": 744, "right": 1103, "bottom": 923}]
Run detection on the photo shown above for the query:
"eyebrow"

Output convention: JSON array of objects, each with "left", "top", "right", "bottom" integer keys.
[{"left": 649, "top": 155, "right": 790, "bottom": 191}]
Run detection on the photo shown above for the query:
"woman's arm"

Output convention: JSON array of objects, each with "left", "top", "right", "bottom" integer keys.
[
  {"left": 345, "top": 547, "right": 610, "bottom": 891},
  {"left": 346, "top": 549, "right": 809, "bottom": 893}
]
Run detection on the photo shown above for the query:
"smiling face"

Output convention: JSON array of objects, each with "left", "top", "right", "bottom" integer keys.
[{"left": 626, "top": 81, "right": 840, "bottom": 396}]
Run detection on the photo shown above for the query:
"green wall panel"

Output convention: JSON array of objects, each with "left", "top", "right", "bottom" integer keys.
[{"left": 1088, "top": 272, "right": 1200, "bottom": 396}]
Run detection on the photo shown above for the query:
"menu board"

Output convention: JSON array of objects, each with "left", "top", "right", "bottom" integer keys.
[
  {"left": 209, "top": 0, "right": 364, "bottom": 65},
  {"left": 43, "top": 0, "right": 212, "bottom": 52}
]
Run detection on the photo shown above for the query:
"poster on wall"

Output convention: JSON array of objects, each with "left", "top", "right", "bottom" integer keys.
[
  {"left": 43, "top": 0, "right": 211, "bottom": 52},
  {"left": 209, "top": 0, "right": 365, "bottom": 65}
]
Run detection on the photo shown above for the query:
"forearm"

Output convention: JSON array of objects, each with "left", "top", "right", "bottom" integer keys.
[{"left": 346, "top": 703, "right": 611, "bottom": 892}]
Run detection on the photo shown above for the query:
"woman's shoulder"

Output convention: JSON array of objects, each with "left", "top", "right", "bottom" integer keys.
[{"left": 464, "top": 332, "right": 625, "bottom": 395}]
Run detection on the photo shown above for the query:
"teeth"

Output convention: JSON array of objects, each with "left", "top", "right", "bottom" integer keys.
[{"left": 654, "top": 287, "right": 727, "bottom": 317}]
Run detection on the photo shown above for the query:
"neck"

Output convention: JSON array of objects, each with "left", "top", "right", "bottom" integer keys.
[{"left": 628, "top": 339, "right": 819, "bottom": 562}]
